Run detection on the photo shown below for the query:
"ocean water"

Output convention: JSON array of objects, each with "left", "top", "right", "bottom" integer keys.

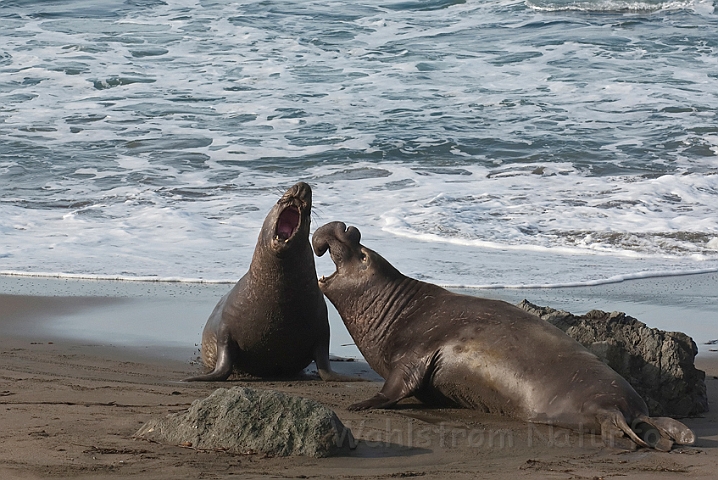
[{"left": 2, "top": 0, "right": 718, "bottom": 290}]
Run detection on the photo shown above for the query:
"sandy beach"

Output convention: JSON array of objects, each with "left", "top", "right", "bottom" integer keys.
[{"left": 1, "top": 274, "right": 717, "bottom": 479}]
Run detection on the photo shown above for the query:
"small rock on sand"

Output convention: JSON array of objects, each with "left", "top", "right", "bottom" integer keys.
[{"left": 135, "top": 386, "right": 355, "bottom": 457}]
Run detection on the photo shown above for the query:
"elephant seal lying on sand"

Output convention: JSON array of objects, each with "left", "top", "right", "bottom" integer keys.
[
  {"left": 184, "top": 183, "right": 351, "bottom": 382},
  {"left": 312, "top": 221, "right": 695, "bottom": 451}
]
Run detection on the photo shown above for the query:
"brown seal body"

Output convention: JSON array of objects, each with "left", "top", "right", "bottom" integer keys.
[
  {"left": 312, "top": 221, "right": 695, "bottom": 451},
  {"left": 184, "top": 183, "right": 347, "bottom": 382}
]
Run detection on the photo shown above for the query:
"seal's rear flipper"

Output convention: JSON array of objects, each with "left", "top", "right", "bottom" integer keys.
[
  {"left": 599, "top": 411, "right": 696, "bottom": 451},
  {"left": 182, "top": 344, "right": 234, "bottom": 382},
  {"left": 636, "top": 416, "right": 695, "bottom": 446},
  {"left": 598, "top": 410, "right": 649, "bottom": 450},
  {"left": 632, "top": 420, "right": 673, "bottom": 451},
  {"left": 599, "top": 419, "right": 637, "bottom": 451}
]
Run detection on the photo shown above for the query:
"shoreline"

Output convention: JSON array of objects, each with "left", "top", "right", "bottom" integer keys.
[
  {"left": 4, "top": 263, "right": 718, "bottom": 289},
  {"left": 3, "top": 271, "right": 717, "bottom": 359}
]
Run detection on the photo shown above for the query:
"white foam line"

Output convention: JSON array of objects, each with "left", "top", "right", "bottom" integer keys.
[
  {"left": 385, "top": 223, "right": 718, "bottom": 261},
  {"left": 382, "top": 224, "right": 689, "bottom": 259},
  {"left": 525, "top": 0, "right": 692, "bottom": 13},
  {"left": 0, "top": 271, "right": 236, "bottom": 285},
  {"left": 440, "top": 267, "right": 718, "bottom": 290},
  {"left": 7, "top": 266, "right": 714, "bottom": 290}
]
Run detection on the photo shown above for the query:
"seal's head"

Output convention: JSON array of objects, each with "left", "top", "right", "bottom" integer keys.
[
  {"left": 312, "top": 221, "right": 401, "bottom": 300},
  {"left": 262, "top": 182, "right": 313, "bottom": 255}
]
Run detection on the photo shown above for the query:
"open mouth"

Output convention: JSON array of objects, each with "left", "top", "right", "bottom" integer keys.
[{"left": 275, "top": 205, "right": 301, "bottom": 242}]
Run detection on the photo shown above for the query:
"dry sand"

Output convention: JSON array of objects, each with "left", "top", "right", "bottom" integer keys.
[{"left": 1, "top": 285, "right": 717, "bottom": 479}]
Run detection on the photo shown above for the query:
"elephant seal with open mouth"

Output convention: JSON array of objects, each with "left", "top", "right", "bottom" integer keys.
[
  {"left": 184, "top": 183, "right": 350, "bottom": 382},
  {"left": 312, "top": 221, "right": 695, "bottom": 451}
]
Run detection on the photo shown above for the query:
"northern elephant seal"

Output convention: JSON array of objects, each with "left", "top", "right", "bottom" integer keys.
[
  {"left": 184, "top": 183, "right": 350, "bottom": 382},
  {"left": 312, "top": 221, "right": 695, "bottom": 451}
]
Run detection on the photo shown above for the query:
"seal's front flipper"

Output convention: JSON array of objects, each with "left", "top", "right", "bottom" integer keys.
[
  {"left": 313, "top": 342, "right": 366, "bottom": 382},
  {"left": 347, "top": 359, "right": 426, "bottom": 410},
  {"left": 348, "top": 392, "right": 396, "bottom": 411},
  {"left": 182, "top": 342, "right": 234, "bottom": 382}
]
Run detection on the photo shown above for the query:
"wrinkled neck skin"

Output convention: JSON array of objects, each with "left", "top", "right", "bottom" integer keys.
[
  {"left": 251, "top": 239, "right": 316, "bottom": 291},
  {"left": 324, "top": 266, "right": 432, "bottom": 378}
]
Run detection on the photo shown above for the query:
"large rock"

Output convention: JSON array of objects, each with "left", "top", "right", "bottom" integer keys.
[
  {"left": 135, "top": 386, "right": 355, "bottom": 457},
  {"left": 517, "top": 300, "right": 708, "bottom": 417}
]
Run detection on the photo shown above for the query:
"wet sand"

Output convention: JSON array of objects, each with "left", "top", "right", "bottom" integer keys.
[{"left": 1, "top": 275, "right": 717, "bottom": 479}]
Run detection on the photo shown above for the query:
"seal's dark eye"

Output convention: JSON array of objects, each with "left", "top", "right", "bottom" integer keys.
[{"left": 359, "top": 252, "right": 367, "bottom": 262}]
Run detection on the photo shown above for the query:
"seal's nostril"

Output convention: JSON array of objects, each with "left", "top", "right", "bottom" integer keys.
[{"left": 345, "top": 225, "right": 361, "bottom": 245}]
